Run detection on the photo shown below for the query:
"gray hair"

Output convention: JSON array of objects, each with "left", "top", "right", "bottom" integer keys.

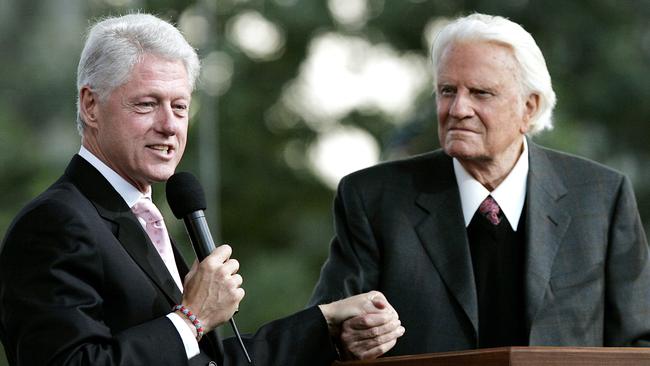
[
  {"left": 76, "top": 13, "right": 200, "bottom": 133},
  {"left": 431, "top": 13, "right": 556, "bottom": 135}
]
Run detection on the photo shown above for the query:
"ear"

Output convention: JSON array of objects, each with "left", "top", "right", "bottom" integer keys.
[
  {"left": 79, "top": 86, "right": 99, "bottom": 129},
  {"left": 521, "top": 93, "right": 540, "bottom": 133}
]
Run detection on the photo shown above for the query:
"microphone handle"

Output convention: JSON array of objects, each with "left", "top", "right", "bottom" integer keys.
[
  {"left": 184, "top": 211, "right": 252, "bottom": 364},
  {"left": 185, "top": 211, "right": 216, "bottom": 260}
]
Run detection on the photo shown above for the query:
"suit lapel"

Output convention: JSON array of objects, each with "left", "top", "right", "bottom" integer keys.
[
  {"left": 171, "top": 237, "right": 191, "bottom": 280},
  {"left": 109, "top": 213, "right": 183, "bottom": 304},
  {"left": 414, "top": 152, "right": 479, "bottom": 336},
  {"left": 65, "top": 155, "right": 182, "bottom": 305},
  {"left": 524, "top": 141, "right": 570, "bottom": 329}
]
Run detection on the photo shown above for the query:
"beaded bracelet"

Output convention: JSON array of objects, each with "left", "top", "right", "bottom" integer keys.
[{"left": 173, "top": 304, "right": 205, "bottom": 341}]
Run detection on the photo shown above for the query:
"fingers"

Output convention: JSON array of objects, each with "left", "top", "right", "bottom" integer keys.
[
  {"left": 319, "top": 290, "right": 400, "bottom": 337},
  {"left": 341, "top": 320, "right": 406, "bottom": 360},
  {"left": 212, "top": 244, "right": 232, "bottom": 262},
  {"left": 209, "top": 258, "right": 242, "bottom": 294},
  {"left": 334, "top": 292, "right": 404, "bottom": 360},
  {"left": 352, "top": 339, "right": 398, "bottom": 360},
  {"left": 368, "top": 291, "right": 387, "bottom": 311},
  {"left": 232, "top": 273, "right": 243, "bottom": 287},
  {"left": 222, "top": 258, "right": 240, "bottom": 275},
  {"left": 180, "top": 244, "right": 246, "bottom": 331},
  {"left": 344, "top": 313, "right": 399, "bottom": 332},
  {"left": 202, "top": 249, "right": 239, "bottom": 276},
  {"left": 361, "top": 291, "right": 397, "bottom": 317},
  {"left": 367, "top": 292, "right": 399, "bottom": 317}
]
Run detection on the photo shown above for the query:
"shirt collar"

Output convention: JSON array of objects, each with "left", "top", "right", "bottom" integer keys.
[
  {"left": 452, "top": 137, "right": 529, "bottom": 230},
  {"left": 78, "top": 146, "right": 149, "bottom": 208}
]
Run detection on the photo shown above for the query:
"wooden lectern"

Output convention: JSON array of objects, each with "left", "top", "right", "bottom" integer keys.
[{"left": 333, "top": 347, "right": 650, "bottom": 366}]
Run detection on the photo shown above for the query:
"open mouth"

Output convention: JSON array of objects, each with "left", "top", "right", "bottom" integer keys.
[{"left": 147, "top": 144, "right": 173, "bottom": 155}]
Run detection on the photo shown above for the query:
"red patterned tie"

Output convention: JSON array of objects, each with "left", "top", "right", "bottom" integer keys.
[
  {"left": 132, "top": 197, "right": 184, "bottom": 291},
  {"left": 479, "top": 196, "right": 501, "bottom": 226}
]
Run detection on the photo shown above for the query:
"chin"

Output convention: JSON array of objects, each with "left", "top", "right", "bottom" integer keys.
[
  {"left": 147, "top": 168, "right": 176, "bottom": 183},
  {"left": 444, "top": 141, "right": 481, "bottom": 160}
]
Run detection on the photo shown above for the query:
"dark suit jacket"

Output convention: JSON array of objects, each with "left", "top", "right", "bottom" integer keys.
[
  {"left": 309, "top": 140, "right": 650, "bottom": 356},
  {"left": 0, "top": 155, "right": 337, "bottom": 366}
]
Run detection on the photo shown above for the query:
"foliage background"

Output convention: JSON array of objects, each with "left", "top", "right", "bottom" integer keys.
[{"left": 2, "top": 0, "right": 650, "bottom": 363}]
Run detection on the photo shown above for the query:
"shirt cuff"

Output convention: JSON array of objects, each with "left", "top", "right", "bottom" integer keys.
[{"left": 167, "top": 312, "right": 201, "bottom": 359}]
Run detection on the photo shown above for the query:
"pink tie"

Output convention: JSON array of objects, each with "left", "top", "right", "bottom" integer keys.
[
  {"left": 132, "top": 197, "right": 184, "bottom": 291},
  {"left": 478, "top": 195, "right": 501, "bottom": 226}
]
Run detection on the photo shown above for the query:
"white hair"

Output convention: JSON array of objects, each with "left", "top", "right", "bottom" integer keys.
[
  {"left": 431, "top": 13, "right": 556, "bottom": 135},
  {"left": 76, "top": 13, "right": 200, "bottom": 134}
]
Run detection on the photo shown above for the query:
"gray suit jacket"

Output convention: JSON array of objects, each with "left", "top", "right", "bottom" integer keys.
[{"left": 309, "top": 141, "right": 650, "bottom": 356}]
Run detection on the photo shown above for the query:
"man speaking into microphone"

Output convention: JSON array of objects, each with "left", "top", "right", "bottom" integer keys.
[{"left": 0, "top": 13, "right": 403, "bottom": 366}]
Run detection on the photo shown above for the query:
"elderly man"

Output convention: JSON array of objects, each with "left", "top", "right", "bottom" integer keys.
[
  {"left": 310, "top": 13, "right": 650, "bottom": 357},
  {"left": 0, "top": 14, "right": 403, "bottom": 366}
]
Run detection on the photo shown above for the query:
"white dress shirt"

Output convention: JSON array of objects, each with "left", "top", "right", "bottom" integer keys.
[
  {"left": 78, "top": 146, "right": 200, "bottom": 359},
  {"left": 452, "top": 138, "right": 529, "bottom": 231}
]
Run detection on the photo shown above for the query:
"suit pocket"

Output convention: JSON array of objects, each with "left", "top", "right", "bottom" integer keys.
[{"left": 549, "top": 262, "right": 604, "bottom": 291}]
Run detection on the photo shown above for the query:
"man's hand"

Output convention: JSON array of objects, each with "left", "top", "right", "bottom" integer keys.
[
  {"left": 179, "top": 244, "right": 244, "bottom": 333},
  {"left": 319, "top": 291, "right": 405, "bottom": 360}
]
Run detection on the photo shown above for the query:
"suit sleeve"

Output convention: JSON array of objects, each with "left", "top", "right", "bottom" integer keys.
[
  {"left": 0, "top": 200, "right": 188, "bottom": 366},
  {"left": 222, "top": 307, "right": 337, "bottom": 366},
  {"left": 309, "top": 175, "right": 381, "bottom": 306},
  {"left": 604, "top": 175, "right": 650, "bottom": 346}
]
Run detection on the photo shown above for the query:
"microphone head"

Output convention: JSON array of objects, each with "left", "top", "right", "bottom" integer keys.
[{"left": 166, "top": 172, "right": 207, "bottom": 218}]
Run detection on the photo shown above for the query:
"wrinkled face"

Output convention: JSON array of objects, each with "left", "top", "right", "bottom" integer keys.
[
  {"left": 436, "top": 41, "right": 535, "bottom": 164},
  {"left": 83, "top": 54, "right": 191, "bottom": 192}
]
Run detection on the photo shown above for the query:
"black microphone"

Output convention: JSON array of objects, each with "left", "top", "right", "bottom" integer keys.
[{"left": 166, "top": 172, "right": 252, "bottom": 364}]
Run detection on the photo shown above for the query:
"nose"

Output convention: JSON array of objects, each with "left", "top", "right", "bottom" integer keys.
[
  {"left": 155, "top": 104, "right": 178, "bottom": 136},
  {"left": 449, "top": 92, "right": 474, "bottom": 120}
]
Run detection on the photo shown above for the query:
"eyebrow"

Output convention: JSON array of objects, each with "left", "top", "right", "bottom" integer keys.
[
  {"left": 129, "top": 91, "right": 191, "bottom": 101},
  {"left": 436, "top": 81, "right": 500, "bottom": 91}
]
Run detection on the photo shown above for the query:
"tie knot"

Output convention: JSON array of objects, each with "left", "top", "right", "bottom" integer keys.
[
  {"left": 478, "top": 195, "right": 501, "bottom": 226},
  {"left": 131, "top": 197, "right": 164, "bottom": 225}
]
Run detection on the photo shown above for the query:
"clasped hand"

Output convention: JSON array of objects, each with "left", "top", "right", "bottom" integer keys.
[
  {"left": 176, "top": 245, "right": 404, "bottom": 359},
  {"left": 319, "top": 291, "right": 406, "bottom": 360}
]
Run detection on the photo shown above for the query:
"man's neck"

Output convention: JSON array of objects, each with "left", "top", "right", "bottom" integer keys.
[
  {"left": 457, "top": 140, "right": 525, "bottom": 191},
  {"left": 81, "top": 139, "right": 150, "bottom": 194},
  {"left": 78, "top": 145, "right": 149, "bottom": 207}
]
